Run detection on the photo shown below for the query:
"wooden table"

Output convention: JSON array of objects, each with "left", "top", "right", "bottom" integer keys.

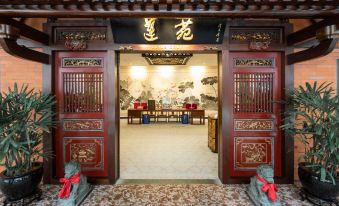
[{"left": 127, "top": 108, "right": 205, "bottom": 124}]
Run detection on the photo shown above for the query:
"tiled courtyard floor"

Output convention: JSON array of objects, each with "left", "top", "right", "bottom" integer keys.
[{"left": 0, "top": 184, "right": 312, "bottom": 205}]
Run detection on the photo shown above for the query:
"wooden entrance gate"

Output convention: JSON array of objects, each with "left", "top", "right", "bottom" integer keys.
[
  {"left": 55, "top": 52, "right": 109, "bottom": 177},
  {"left": 225, "top": 52, "right": 282, "bottom": 179},
  {"left": 54, "top": 51, "right": 283, "bottom": 181},
  {"left": 49, "top": 20, "right": 292, "bottom": 184}
]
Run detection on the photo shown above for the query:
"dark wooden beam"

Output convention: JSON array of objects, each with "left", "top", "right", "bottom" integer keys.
[
  {"left": 287, "top": 38, "right": 337, "bottom": 65},
  {"left": 0, "top": 10, "right": 337, "bottom": 19},
  {"left": 0, "top": 1, "right": 337, "bottom": 18},
  {"left": 0, "top": 38, "right": 50, "bottom": 64},
  {"left": 0, "top": 18, "right": 49, "bottom": 45},
  {"left": 0, "top": 19, "right": 50, "bottom": 64},
  {"left": 287, "top": 18, "right": 339, "bottom": 46}
]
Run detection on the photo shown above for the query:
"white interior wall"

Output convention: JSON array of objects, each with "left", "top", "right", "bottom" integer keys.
[{"left": 119, "top": 53, "right": 218, "bottom": 117}]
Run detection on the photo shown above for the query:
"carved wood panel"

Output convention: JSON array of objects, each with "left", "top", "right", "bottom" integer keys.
[
  {"left": 64, "top": 137, "right": 104, "bottom": 171},
  {"left": 229, "top": 28, "right": 283, "bottom": 50},
  {"left": 230, "top": 52, "right": 282, "bottom": 177},
  {"left": 62, "top": 58, "right": 103, "bottom": 68},
  {"left": 54, "top": 27, "right": 107, "bottom": 43},
  {"left": 63, "top": 73, "right": 103, "bottom": 113},
  {"left": 233, "top": 58, "right": 275, "bottom": 68},
  {"left": 55, "top": 51, "right": 108, "bottom": 177},
  {"left": 234, "top": 119, "right": 274, "bottom": 131},
  {"left": 208, "top": 117, "right": 218, "bottom": 153},
  {"left": 63, "top": 119, "right": 104, "bottom": 132},
  {"left": 53, "top": 27, "right": 107, "bottom": 50},
  {"left": 234, "top": 137, "right": 273, "bottom": 170},
  {"left": 230, "top": 28, "right": 282, "bottom": 44}
]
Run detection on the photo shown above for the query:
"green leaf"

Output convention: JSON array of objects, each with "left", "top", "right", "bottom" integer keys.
[
  {"left": 0, "top": 83, "right": 56, "bottom": 175},
  {"left": 9, "top": 139, "right": 18, "bottom": 148},
  {"left": 281, "top": 81, "right": 338, "bottom": 182},
  {"left": 320, "top": 167, "right": 326, "bottom": 182},
  {"left": 327, "top": 172, "right": 336, "bottom": 185}
]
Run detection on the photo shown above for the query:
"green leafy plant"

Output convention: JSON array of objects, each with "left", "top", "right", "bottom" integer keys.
[
  {"left": 0, "top": 83, "right": 56, "bottom": 177},
  {"left": 281, "top": 82, "right": 338, "bottom": 184}
]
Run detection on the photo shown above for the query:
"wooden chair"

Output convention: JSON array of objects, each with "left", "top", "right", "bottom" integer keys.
[
  {"left": 168, "top": 111, "right": 179, "bottom": 122},
  {"left": 127, "top": 109, "right": 142, "bottom": 124},
  {"left": 156, "top": 110, "right": 168, "bottom": 122},
  {"left": 190, "top": 110, "right": 205, "bottom": 125},
  {"left": 148, "top": 110, "right": 157, "bottom": 123}
]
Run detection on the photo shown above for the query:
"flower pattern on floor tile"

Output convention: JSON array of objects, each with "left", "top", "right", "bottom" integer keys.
[{"left": 0, "top": 184, "right": 312, "bottom": 206}]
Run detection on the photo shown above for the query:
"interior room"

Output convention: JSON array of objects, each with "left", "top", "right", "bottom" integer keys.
[{"left": 119, "top": 52, "right": 219, "bottom": 179}]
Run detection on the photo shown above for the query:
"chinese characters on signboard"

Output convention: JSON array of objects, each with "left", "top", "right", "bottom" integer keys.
[
  {"left": 111, "top": 18, "right": 226, "bottom": 44},
  {"left": 144, "top": 18, "right": 159, "bottom": 42},
  {"left": 174, "top": 18, "right": 194, "bottom": 41},
  {"left": 144, "top": 18, "right": 194, "bottom": 42}
]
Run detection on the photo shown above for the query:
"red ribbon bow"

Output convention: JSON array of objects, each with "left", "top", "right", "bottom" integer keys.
[
  {"left": 58, "top": 172, "right": 81, "bottom": 199},
  {"left": 256, "top": 174, "right": 278, "bottom": 202}
]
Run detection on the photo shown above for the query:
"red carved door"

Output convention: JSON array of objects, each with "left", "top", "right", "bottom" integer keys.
[
  {"left": 230, "top": 52, "right": 282, "bottom": 177},
  {"left": 55, "top": 52, "right": 108, "bottom": 177}
]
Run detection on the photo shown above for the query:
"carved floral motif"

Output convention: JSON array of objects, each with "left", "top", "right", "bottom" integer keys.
[
  {"left": 231, "top": 31, "right": 274, "bottom": 42},
  {"left": 241, "top": 143, "right": 267, "bottom": 163},
  {"left": 64, "top": 39, "right": 87, "bottom": 51},
  {"left": 62, "top": 58, "right": 103, "bottom": 67},
  {"left": 64, "top": 138, "right": 104, "bottom": 170},
  {"left": 147, "top": 57, "right": 188, "bottom": 65},
  {"left": 234, "top": 58, "right": 274, "bottom": 67},
  {"left": 230, "top": 29, "right": 281, "bottom": 50},
  {"left": 55, "top": 28, "right": 106, "bottom": 51},
  {"left": 235, "top": 137, "right": 273, "bottom": 169},
  {"left": 142, "top": 52, "right": 192, "bottom": 65},
  {"left": 63, "top": 119, "right": 103, "bottom": 131},
  {"left": 248, "top": 41, "right": 271, "bottom": 51},
  {"left": 59, "top": 31, "right": 106, "bottom": 41},
  {"left": 234, "top": 119, "right": 273, "bottom": 131},
  {"left": 118, "top": 46, "right": 133, "bottom": 51},
  {"left": 208, "top": 118, "right": 218, "bottom": 153},
  {"left": 70, "top": 143, "right": 96, "bottom": 164}
]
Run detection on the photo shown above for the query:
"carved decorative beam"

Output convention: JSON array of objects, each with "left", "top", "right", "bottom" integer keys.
[
  {"left": 287, "top": 25, "right": 338, "bottom": 65},
  {"left": 0, "top": 24, "right": 50, "bottom": 64}
]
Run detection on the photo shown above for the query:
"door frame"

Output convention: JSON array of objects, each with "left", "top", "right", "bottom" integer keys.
[
  {"left": 117, "top": 49, "right": 220, "bottom": 180},
  {"left": 42, "top": 19, "right": 294, "bottom": 184}
]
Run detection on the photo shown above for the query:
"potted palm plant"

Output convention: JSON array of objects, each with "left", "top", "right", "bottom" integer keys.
[
  {"left": 0, "top": 83, "right": 56, "bottom": 202},
  {"left": 281, "top": 82, "right": 338, "bottom": 201}
]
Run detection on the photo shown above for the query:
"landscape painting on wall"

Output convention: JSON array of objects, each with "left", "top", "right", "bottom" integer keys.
[{"left": 119, "top": 66, "right": 218, "bottom": 115}]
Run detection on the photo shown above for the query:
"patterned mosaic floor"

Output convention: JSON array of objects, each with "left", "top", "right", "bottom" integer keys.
[{"left": 0, "top": 184, "right": 312, "bottom": 206}]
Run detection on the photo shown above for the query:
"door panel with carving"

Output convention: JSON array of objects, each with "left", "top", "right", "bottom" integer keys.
[
  {"left": 55, "top": 52, "right": 108, "bottom": 177},
  {"left": 230, "top": 52, "right": 282, "bottom": 177}
]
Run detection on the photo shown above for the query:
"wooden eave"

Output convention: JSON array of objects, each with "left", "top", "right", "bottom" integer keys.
[
  {"left": 0, "top": 0, "right": 338, "bottom": 18},
  {"left": 0, "top": 18, "right": 50, "bottom": 64}
]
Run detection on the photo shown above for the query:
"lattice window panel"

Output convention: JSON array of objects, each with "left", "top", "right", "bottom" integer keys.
[
  {"left": 234, "top": 73, "right": 273, "bottom": 113},
  {"left": 63, "top": 73, "right": 103, "bottom": 113}
]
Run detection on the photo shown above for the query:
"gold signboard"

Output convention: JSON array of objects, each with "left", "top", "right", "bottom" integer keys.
[
  {"left": 111, "top": 18, "right": 225, "bottom": 44},
  {"left": 174, "top": 18, "right": 194, "bottom": 41},
  {"left": 144, "top": 18, "right": 159, "bottom": 42}
]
